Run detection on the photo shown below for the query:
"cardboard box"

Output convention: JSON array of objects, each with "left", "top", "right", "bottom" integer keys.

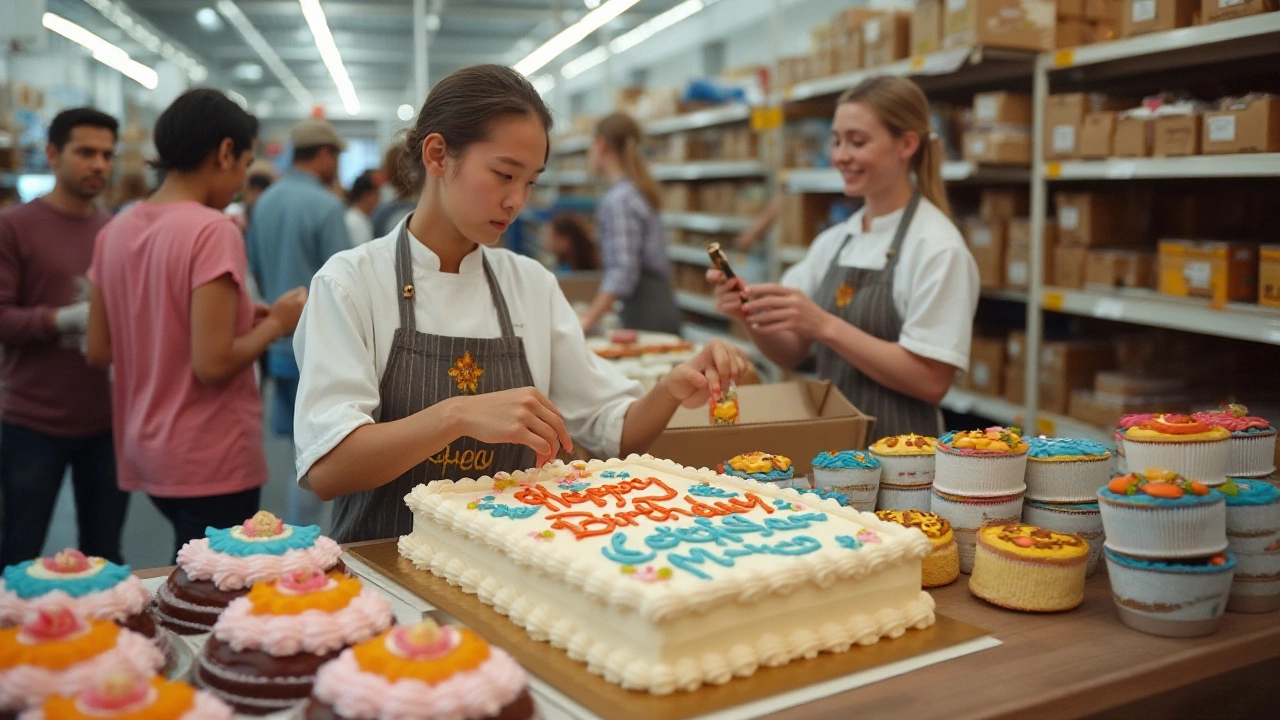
[
  {"left": 863, "top": 12, "right": 911, "bottom": 67},
  {"left": 1054, "top": 246, "right": 1089, "bottom": 288},
  {"left": 833, "top": 7, "right": 885, "bottom": 38},
  {"left": 809, "top": 48, "right": 836, "bottom": 79},
  {"left": 1004, "top": 366, "right": 1026, "bottom": 406},
  {"left": 911, "top": 0, "right": 946, "bottom": 55},
  {"left": 1045, "top": 93, "right": 1133, "bottom": 159},
  {"left": 1260, "top": 245, "right": 1280, "bottom": 308},
  {"left": 1202, "top": 97, "right": 1280, "bottom": 155},
  {"left": 1153, "top": 114, "right": 1201, "bottom": 157},
  {"left": 963, "top": 130, "right": 1032, "bottom": 165},
  {"left": 836, "top": 36, "right": 865, "bottom": 72},
  {"left": 1040, "top": 380, "right": 1072, "bottom": 416},
  {"left": 1054, "top": 192, "right": 1148, "bottom": 247},
  {"left": 980, "top": 189, "right": 1030, "bottom": 221},
  {"left": 944, "top": 0, "right": 1057, "bottom": 51},
  {"left": 558, "top": 272, "right": 602, "bottom": 305},
  {"left": 967, "top": 336, "right": 1007, "bottom": 396},
  {"left": 1058, "top": 0, "right": 1088, "bottom": 16},
  {"left": 1087, "top": 0, "right": 1124, "bottom": 21},
  {"left": 1158, "top": 239, "right": 1260, "bottom": 302},
  {"left": 1007, "top": 330, "right": 1028, "bottom": 364},
  {"left": 780, "top": 193, "right": 830, "bottom": 246},
  {"left": 649, "top": 380, "right": 875, "bottom": 476},
  {"left": 1056, "top": 17, "right": 1094, "bottom": 47},
  {"left": 1039, "top": 340, "right": 1115, "bottom": 392},
  {"left": 1114, "top": 116, "right": 1153, "bottom": 157},
  {"left": 1005, "top": 219, "right": 1058, "bottom": 290},
  {"left": 1069, "top": 389, "right": 1190, "bottom": 429},
  {"left": 1201, "top": 0, "right": 1278, "bottom": 23},
  {"left": 973, "top": 92, "right": 1034, "bottom": 127},
  {"left": 964, "top": 218, "right": 1008, "bottom": 289},
  {"left": 1122, "top": 0, "right": 1198, "bottom": 37},
  {"left": 1085, "top": 249, "right": 1156, "bottom": 289},
  {"left": 1079, "top": 111, "right": 1117, "bottom": 158},
  {"left": 1094, "top": 371, "right": 1186, "bottom": 396}
]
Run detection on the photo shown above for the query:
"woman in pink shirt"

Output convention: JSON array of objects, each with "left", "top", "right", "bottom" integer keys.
[{"left": 86, "top": 89, "right": 307, "bottom": 559}]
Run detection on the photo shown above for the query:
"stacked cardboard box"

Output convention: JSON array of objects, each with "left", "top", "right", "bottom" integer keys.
[
  {"left": 967, "top": 336, "right": 1007, "bottom": 396},
  {"left": 1052, "top": 190, "right": 1151, "bottom": 289},
  {"left": 1056, "top": 0, "right": 1122, "bottom": 47},
  {"left": 1157, "top": 240, "right": 1260, "bottom": 303},
  {"left": 911, "top": 0, "right": 945, "bottom": 55},
  {"left": 1006, "top": 218, "right": 1059, "bottom": 290},
  {"left": 944, "top": 0, "right": 1057, "bottom": 50},
  {"left": 1200, "top": 0, "right": 1279, "bottom": 23},
  {"left": 780, "top": 193, "right": 832, "bottom": 248},
  {"left": 1202, "top": 95, "right": 1280, "bottom": 155},
  {"left": 1120, "top": 0, "right": 1198, "bottom": 37},
  {"left": 1044, "top": 93, "right": 1135, "bottom": 160},
  {"left": 1084, "top": 249, "right": 1156, "bottom": 289},
  {"left": 964, "top": 91, "right": 1034, "bottom": 165},
  {"left": 965, "top": 189, "right": 1031, "bottom": 288},
  {"left": 1001, "top": 333, "right": 1116, "bottom": 416}
]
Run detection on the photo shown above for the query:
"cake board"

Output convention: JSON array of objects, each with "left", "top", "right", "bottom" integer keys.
[{"left": 347, "top": 541, "right": 997, "bottom": 720}]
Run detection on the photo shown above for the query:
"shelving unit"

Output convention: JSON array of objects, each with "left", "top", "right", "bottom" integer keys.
[
  {"left": 674, "top": 290, "right": 726, "bottom": 320},
  {"left": 783, "top": 162, "right": 1031, "bottom": 193},
  {"left": 1046, "top": 154, "right": 1280, "bottom": 180},
  {"left": 783, "top": 46, "right": 1037, "bottom": 102},
  {"left": 651, "top": 160, "right": 769, "bottom": 181},
  {"left": 1041, "top": 287, "right": 1280, "bottom": 347},
  {"left": 661, "top": 211, "right": 753, "bottom": 234}
]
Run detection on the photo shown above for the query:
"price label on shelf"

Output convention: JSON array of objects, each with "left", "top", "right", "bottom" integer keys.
[
  {"left": 1043, "top": 291, "right": 1064, "bottom": 311},
  {"left": 1054, "top": 50, "right": 1075, "bottom": 68},
  {"left": 1093, "top": 298, "right": 1125, "bottom": 320},
  {"left": 1036, "top": 418, "right": 1057, "bottom": 437},
  {"left": 1045, "top": 162, "right": 1062, "bottom": 179},
  {"left": 750, "top": 107, "right": 783, "bottom": 132},
  {"left": 1106, "top": 161, "right": 1136, "bottom": 179}
]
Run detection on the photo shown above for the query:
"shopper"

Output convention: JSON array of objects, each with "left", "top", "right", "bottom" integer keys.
[
  {"left": 111, "top": 170, "right": 150, "bottom": 214},
  {"left": 226, "top": 160, "right": 276, "bottom": 232},
  {"left": 709, "top": 76, "right": 979, "bottom": 438},
  {"left": 370, "top": 143, "right": 417, "bottom": 237},
  {"left": 345, "top": 169, "right": 380, "bottom": 246},
  {"left": 292, "top": 64, "right": 750, "bottom": 543},
  {"left": 86, "top": 89, "right": 307, "bottom": 561},
  {"left": 578, "top": 113, "right": 682, "bottom": 335},
  {"left": 546, "top": 211, "right": 599, "bottom": 272},
  {"left": 245, "top": 118, "right": 350, "bottom": 526},
  {"left": 0, "top": 107, "right": 127, "bottom": 566}
]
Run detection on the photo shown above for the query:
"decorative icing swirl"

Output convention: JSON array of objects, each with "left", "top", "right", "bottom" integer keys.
[
  {"left": 869, "top": 434, "right": 937, "bottom": 456},
  {"left": 811, "top": 450, "right": 880, "bottom": 470},
  {"left": 1027, "top": 437, "right": 1112, "bottom": 460},
  {"left": 213, "top": 583, "right": 392, "bottom": 656},
  {"left": 2, "top": 556, "right": 130, "bottom": 600},
  {"left": 1124, "top": 414, "right": 1230, "bottom": 441},
  {"left": 939, "top": 427, "right": 1029, "bottom": 455},
  {"left": 980, "top": 524, "right": 1088, "bottom": 559},
  {"left": 0, "top": 624, "right": 163, "bottom": 712},
  {"left": 176, "top": 533, "right": 341, "bottom": 591},
  {"left": 1193, "top": 408, "right": 1272, "bottom": 433},
  {"left": 205, "top": 522, "right": 316, "bottom": 557},
  {"left": 874, "top": 510, "right": 953, "bottom": 546}
]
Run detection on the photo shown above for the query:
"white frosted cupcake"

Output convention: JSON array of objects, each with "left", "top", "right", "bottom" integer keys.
[
  {"left": 930, "top": 488, "right": 1026, "bottom": 574},
  {"left": 1097, "top": 470, "right": 1226, "bottom": 559},
  {"left": 876, "top": 483, "right": 933, "bottom": 512},
  {"left": 933, "top": 428, "right": 1029, "bottom": 497},
  {"left": 1105, "top": 549, "right": 1235, "bottom": 637},
  {"left": 1122, "top": 415, "right": 1231, "bottom": 486},
  {"left": 1022, "top": 500, "right": 1105, "bottom": 577},
  {"left": 1221, "top": 478, "right": 1280, "bottom": 554},
  {"left": 1227, "top": 545, "right": 1280, "bottom": 614},
  {"left": 1195, "top": 406, "right": 1277, "bottom": 478},
  {"left": 868, "top": 435, "right": 937, "bottom": 486},
  {"left": 811, "top": 451, "right": 882, "bottom": 512},
  {"left": 1024, "top": 437, "right": 1112, "bottom": 503}
]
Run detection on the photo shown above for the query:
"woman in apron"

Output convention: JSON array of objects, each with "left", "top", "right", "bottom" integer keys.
[
  {"left": 709, "top": 77, "right": 979, "bottom": 439},
  {"left": 577, "top": 113, "right": 683, "bottom": 335},
  {"left": 292, "top": 65, "right": 750, "bottom": 543}
]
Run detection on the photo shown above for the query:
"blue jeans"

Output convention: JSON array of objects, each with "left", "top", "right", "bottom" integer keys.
[{"left": 0, "top": 422, "right": 128, "bottom": 566}]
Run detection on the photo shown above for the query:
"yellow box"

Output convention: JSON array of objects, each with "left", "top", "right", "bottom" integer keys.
[
  {"left": 1261, "top": 245, "right": 1280, "bottom": 308},
  {"left": 1158, "top": 240, "right": 1259, "bottom": 303}
]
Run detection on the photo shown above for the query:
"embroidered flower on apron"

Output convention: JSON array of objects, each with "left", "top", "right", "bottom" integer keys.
[
  {"left": 448, "top": 351, "right": 484, "bottom": 393},
  {"left": 835, "top": 283, "right": 855, "bottom": 308}
]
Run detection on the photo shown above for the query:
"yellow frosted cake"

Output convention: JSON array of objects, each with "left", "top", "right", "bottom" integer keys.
[
  {"left": 968, "top": 524, "right": 1089, "bottom": 612},
  {"left": 875, "top": 510, "right": 960, "bottom": 587}
]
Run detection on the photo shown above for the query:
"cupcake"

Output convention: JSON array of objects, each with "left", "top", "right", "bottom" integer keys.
[
  {"left": 0, "top": 608, "right": 164, "bottom": 719},
  {"left": 1114, "top": 414, "right": 1156, "bottom": 475},
  {"left": 868, "top": 435, "right": 937, "bottom": 486},
  {"left": 811, "top": 451, "right": 881, "bottom": 511},
  {"left": 1098, "top": 469, "right": 1226, "bottom": 559},
  {"left": 195, "top": 570, "right": 393, "bottom": 715},
  {"left": 1122, "top": 414, "right": 1231, "bottom": 486},
  {"left": 1024, "top": 437, "right": 1112, "bottom": 504},
  {"left": 155, "top": 511, "right": 343, "bottom": 635},
  {"left": 1221, "top": 478, "right": 1280, "bottom": 554},
  {"left": 875, "top": 483, "right": 934, "bottom": 513},
  {"left": 875, "top": 510, "right": 960, "bottom": 587},
  {"left": 304, "top": 620, "right": 535, "bottom": 720},
  {"left": 719, "top": 452, "right": 794, "bottom": 488},
  {"left": 969, "top": 524, "right": 1089, "bottom": 612},
  {"left": 930, "top": 488, "right": 1025, "bottom": 574},
  {"left": 1227, "top": 545, "right": 1280, "bottom": 614},
  {"left": 19, "top": 671, "right": 233, "bottom": 720},
  {"left": 1105, "top": 549, "right": 1235, "bottom": 637},
  {"left": 933, "top": 427, "right": 1029, "bottom": 497},
  {"left": 1, "top": 550, "right": 156, "bottom": 639},
  {"left": 1194, "top": 405, "right": 1276, "bottom": 478},
  {"left": 1022, "top": 500, "right": 1105, "bottom": 577}
]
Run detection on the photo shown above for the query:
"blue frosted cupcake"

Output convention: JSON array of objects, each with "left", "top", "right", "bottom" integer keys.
[
  {"left": 812, "top": 450, "right": 882, "bottom": 512},
  {"left": 1098, "top": 470, "right": 1226, "bottom": 559},
  {"left": 1222, "top": 478, "right": 1280, "bottom": 554},
  {"left": 719, "top": 452, "right": 794, "bottom": 488},
  {"left": 1024, "top": 437, "right": 1112, "bottom": 504},
  {"left": 1105, "top": 549, "right": 1235, "bottom": 637}
]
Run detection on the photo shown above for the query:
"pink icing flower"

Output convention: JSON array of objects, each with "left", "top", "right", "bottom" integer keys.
[
  {"left": 240, "top": 510, "right": 285, "bottom": 538},
  {"left": 41, "top": 549, "right": 92, "bottom": 574},
  {"left": 388, "top": 622, "right": 457, "bottom": 660},
  {"left": 79, "top": 671, "right": 152, "bottom": 713},
  {"left": 855, "top": 529, "right": 882, "bottom": 544},
  {"left": 623, "top": 566, "right": 673, "bottom": 583},
  {"left": 21, "top": 605, "right": 87, "bottom": 642},
  {"left": 279, "top": 569, "right": 329, "bottom": 594},
  {"left": 528, "top": 530, "right": 554, "bottom": 542}
]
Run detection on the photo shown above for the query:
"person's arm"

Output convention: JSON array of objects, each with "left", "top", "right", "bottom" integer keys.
[
  {"left": 582, "top": 193, "right": 640, "bottom": 331},
  {"left": 190, "top": 277, "right": 306, "bottom": 385},
  {"left": 0, "top": 219, "right": 59, "bottom": 345},
  {"left": 85, "top": 285, "right": 112, "bottom": 368}
]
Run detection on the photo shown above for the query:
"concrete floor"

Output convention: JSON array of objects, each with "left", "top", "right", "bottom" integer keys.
[{"left": 41, "top": 381, "right": 333, "bottom": 570}]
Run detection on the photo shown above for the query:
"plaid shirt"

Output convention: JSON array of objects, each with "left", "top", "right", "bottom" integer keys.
[{"left": 596, "top": 178, "right": 670, "bottom": 297}]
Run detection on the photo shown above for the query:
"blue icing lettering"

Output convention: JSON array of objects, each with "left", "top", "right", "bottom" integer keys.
[
  {"left": 599, "top": 470, "right": 630, "bottom": 479},
  {"left": 667, "top": 547, "right": 737, "bottom": 580},
  {"left": 2, "top": 560, "right": 132, "bottom": 600},
  {"left": 669, "top": 535, "right": 823, "bottom": 579},
  {"left": 797, "top": 487, "right": 850, "bottom": 506},
  {"left": 602, "top": 534, "right": 657, "bottom": 565},
  {"left": 687, "top": 484, "right": 739, "bottom": 499},
  {"left": 474, "top": 497, "right": 540, "bottom": 520},
  {"left": 836, "top": 535, "right": 863, "bottom": 550},
  {"left": 206, "top": 524, "right": 322, "bottom": 557},
  {"left": 557, "top": 481, "right": 591, "bottom": 492}
]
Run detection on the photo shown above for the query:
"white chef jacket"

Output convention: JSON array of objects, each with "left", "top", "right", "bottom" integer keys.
[
  {"left": 292, "top": 221, "right": 645, "bottom": 484},
  {"left": 780, "top": 198, "right": 979, "bottom": 371}
]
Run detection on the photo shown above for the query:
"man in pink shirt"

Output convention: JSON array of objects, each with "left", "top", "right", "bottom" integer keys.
[{"left": 0, "top": 108, "right": 127, "bottom": 565}]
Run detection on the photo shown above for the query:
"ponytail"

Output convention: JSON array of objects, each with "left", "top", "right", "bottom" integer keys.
[
  {"left": 596, "top": 113, "right": 662, "bottom": 211},
  {"left": 914, "top": 134, "right": 951, "bottom": 217}
]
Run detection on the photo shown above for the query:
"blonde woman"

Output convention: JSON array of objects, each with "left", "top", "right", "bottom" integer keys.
[
  {"left": 709, "top": 76, "right": 979, "bottom": 437},
  {"left": 579, "top": 113, "right": 682, "bottom": 334}
]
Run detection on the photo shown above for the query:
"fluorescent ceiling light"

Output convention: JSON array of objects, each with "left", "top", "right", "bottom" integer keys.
[
  {"left": 584, "top": 0, "right": 602, "bottom": 8},
  {"left": 531, "top": 74, "right": 557, "bottom": 96},
  {"left": 397, "top": 104, "right": 415, "bottom": 121},
  {"left": 298, "top": 0, "right": 360, "bottom": 116},
  {"left": 195, "top": 7, "right": 222, "bottom": 31},
  {"left": 561, "top": 0, "right": 715, "bottom": 80},
  {"left": 43, "top": 12, "right": 158, "bottom": 89},
  {"left": 83, "top": 0, "right": 207, "bottom": 82},
  {"left": 232, "top": 62, "right": 264, "bottom": 81},
  {"left": 513, "top": 0, "right": 641, "bottom": 77},
  {"left": 561, "top": 47, "right": 608, "bottom": 80},
  {"left": 217, "top": 1, "right": 314, "bottom": 111}
]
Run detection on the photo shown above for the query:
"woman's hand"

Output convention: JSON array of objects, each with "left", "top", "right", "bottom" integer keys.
[
  {"left": 705, "top": 268, "right": 749, "bottom": 322},
  {"left": 445, "top": 387, "right": 574, "bottom": 468},
  {"left": 742, "top": 283, "right": 834, "bottom": 340},
  {"left": 661, "top": 339, "right": 752, "bottom": 408}
]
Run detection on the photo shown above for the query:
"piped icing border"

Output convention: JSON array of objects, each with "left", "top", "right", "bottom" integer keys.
[
  {"left": 17, "top": 677, "right": 234, "bottom": 720},
  {"left": 176, "top": 535, "right": 342, "bottom": 591},
  {"left": 212, "top": 587, "right": 392, "bottom": 656},
  {"left": 0, "top": 628, "right": 163, "bottom": 711},
  {"left": 401, "top": 455, "right": 932, "bottom": 625},
  {"left": 1, "top": 558, "right": 133, "bottom": 601},
  {"left": 0, "top": 577, "right": 151, "bottom": 626}
]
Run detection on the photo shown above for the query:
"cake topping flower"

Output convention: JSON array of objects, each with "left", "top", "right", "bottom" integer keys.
[
  {"left": 389, "top": 621, "right": 458, "bottom": 660},
  {"left": 79, "top": 671, "right": 152, "bottom": 713},
  {"left": 1107, "top": 468, "right": 1210, "bottom": 499},
  {"left": 21, "top": 605, "right": 88, "bottom": 642},
  {"left": 946, "top": 426, "right": 1027, "bottom": 452},
  {"left": 41, "top": 548, "right": 93, "bottom": 574},
  {"left": 241, "top": 510, "right": 285, "bottom": 538},
  {"left": 279, "top": 568, "right": 330, "bottom": 594}
]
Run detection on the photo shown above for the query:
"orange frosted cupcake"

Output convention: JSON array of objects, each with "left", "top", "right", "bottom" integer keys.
[{"left": 1123, "top": 414, "right": 1230, "bottom": 486}]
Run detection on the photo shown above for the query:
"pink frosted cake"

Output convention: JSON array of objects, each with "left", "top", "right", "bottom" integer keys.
[
  {"left": 155, "top": 511, "right": 343, "bottom": 635},
  {"left": 0, "top": 608, "right": 164, "bottom": 719},
  {"left": 1, "top": 550, "right": 155, "bottom": 640},
  {"left": 195, "top": 570, "right": 393, "bottom": 715},
  {"left": 18, "top": 671, "right": 233, "bottom": 720}
]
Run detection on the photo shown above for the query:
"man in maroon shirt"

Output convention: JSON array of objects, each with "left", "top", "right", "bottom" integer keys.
[{"left": 0, "top": 107, "right": 128, "bottom": 565}]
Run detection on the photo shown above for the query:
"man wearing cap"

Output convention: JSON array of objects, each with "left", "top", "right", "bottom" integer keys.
[{"left": 245, "top": 118, "right": 351, "bottom": 526}]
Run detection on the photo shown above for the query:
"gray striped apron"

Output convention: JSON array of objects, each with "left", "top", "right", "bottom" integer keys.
[
  {"left": 329, "top": 222, "right": 536, "bottom": 543},
  {"left": 813, "top": 191, "right": 941, "bottom": 440}
]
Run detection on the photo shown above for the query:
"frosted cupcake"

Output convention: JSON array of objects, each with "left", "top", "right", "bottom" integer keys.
[
  {"left": 1105, "top": 549, "right": 1235, "bottom": 637},
  {"left": 875, "top": 510, "right": 960, "bottom": 587},
  {"left": 969, "top": 524, "right": 1089, "bottom": 613},
  {"left": 304, "top": 620, "right": 535, "bottom": 720},
  {"left": 719, "top": 453, "right": 794, "bottom": 488},
  {"left": 1122, "top": 414, "right": 1230, "bottom": 486},
  {"left": 1024, "top": 438, "right": 1112, "bottom": 504},
  {"left": 1098, "top": 469, "right": 1226, "bottom": 559},
  {"left": 19, "top": 671, "right": 233, "bottom": 720},
  {"left": 1114, "top": 414, "right": 1155, "bottom": 475},
  {"left": 1022, "top": 500, "right": 1105, "bottom": 577},
  {"left": 868, "top": 435, "right": 937, "bottom": 486},
  {"left": 1221, "top": 478, "right": 1280, "bottom": 554},
  {"left": 1228, "top": 545, "right": 1280, "bottom": 614},
  {"left": 930, "top": 488, "right": 1026, "bottom": 573},
  {"left": 1194, "top": 405, "right": 1276, "bottom": 478},
  {"left": 876, "top": 483, "right": 934, "bottom": 513},
  {"left": 934, "top": 427, "right": 1029, "bottom": 497},
  {"left": 1, "top": 550, "right": 155, "bottom": 639},
  {"left": 811, "top": 451, "right": 881, "bottom": 511}
]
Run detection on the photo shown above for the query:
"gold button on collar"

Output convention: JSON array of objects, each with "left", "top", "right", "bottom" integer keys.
[{"left": 403, "top": 284, "right": 415, "bottom": 298}]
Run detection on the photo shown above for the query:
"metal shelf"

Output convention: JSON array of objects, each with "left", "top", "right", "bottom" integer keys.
[
  {"left": 981, "top": 288, "right": 1028, "bottom": 303},
  {"left": 1048, "top": 154, "right": 1280, "bottom": 180},
  {"left": 783, "top": 162, "right": 1030, "bottom": 193},
  {"left": 551, "top": 136, "right": 591, "bottom": 155},
  {"left": 667, "top": 245, "right": 713, "bottom": 267},
  {"left": 539, "top": 169, "right": 589, "bottom": 186},
  {"left": 1042, "top": 287, "right": 1280, "bottom": 347},
  {"left": 1050, "top": 12, "right": 1280, "bottom": 74},
  {"left": 652, "top": 161, "right": 769, "bottom": 181},
  {"left": 674, "top": 290, "right": 727, "bottom": 320},
  {"left": 783, "top": 46, "right": 1036, "bottom": 103},
  {"left": 644, "top": 104, "right": 752, "bottom": 136},
  {"left": 941, "top": 388, "right": 1114, "bottom": 444},
  {"left": 662, "top": 211, "right": 753, "bottom": 234},
  {"left": 777, "top": 246, "right": 809, "bottom": 265}
]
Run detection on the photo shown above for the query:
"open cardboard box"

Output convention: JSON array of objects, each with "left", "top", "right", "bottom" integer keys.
[
  {"left": 557, "top": 272, "right": 602, "bottom": 305},
  {"left": 648, "top": 379, "right": 875, "bottom": 478}
]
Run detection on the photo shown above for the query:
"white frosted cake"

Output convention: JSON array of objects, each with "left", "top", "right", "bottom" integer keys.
[{"left": 398, "top": 455, "right": 936, "bottom": 695}]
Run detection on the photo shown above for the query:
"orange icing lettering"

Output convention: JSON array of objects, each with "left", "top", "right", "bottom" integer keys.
[{"left": 429, "top": 446, "right": 493, "bottom": 473}]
